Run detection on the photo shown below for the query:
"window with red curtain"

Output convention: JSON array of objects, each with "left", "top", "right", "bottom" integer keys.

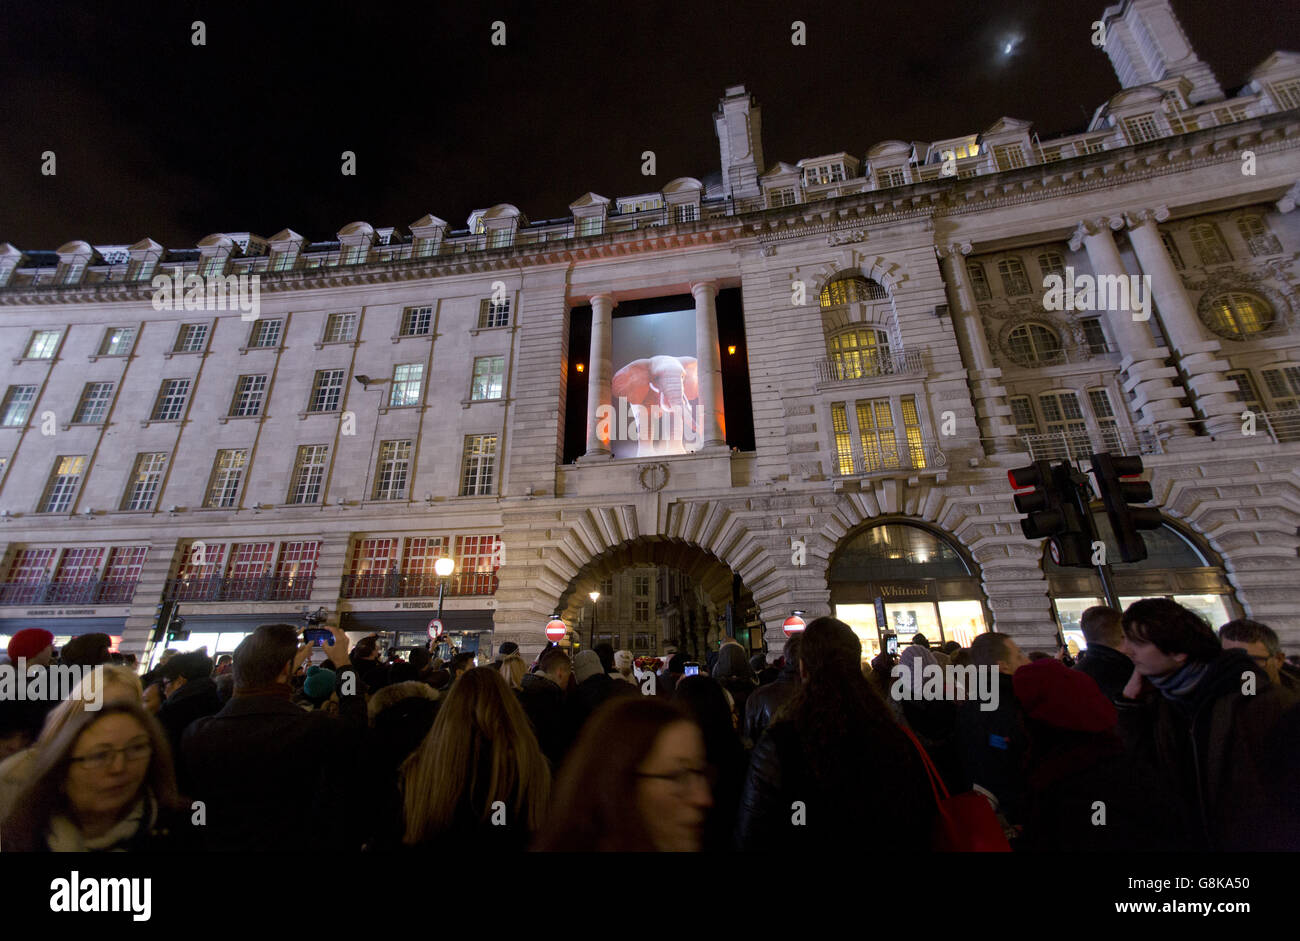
[{"left": 453, "top": 535, "right": 500, "bottom": 595}]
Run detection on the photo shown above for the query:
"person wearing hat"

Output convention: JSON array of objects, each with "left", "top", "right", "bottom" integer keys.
[
  {"left": 7, "top": 628, "right": 54, "bottom": 669},
  {"left": 59, "top": 632, "right": 113, "bottom": 669},
  {"left": 611, "top": 649, "right": 637, "bottom": 685},
  {"left": 155, "top": 651, "right": 221, "bottom": 776},
  {"left": 299, "top": 665, "right": 338, "bottom": 710},
  {"left": 1, "top": 629, "right": 58, "bottom": 745},
  {"left": 571, "top": 649, "right": 637, "bottom": 725}
]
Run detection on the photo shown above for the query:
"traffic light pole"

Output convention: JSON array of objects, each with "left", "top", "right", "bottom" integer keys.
[{"left": 1062, "top": 460, "right": 1123, "bottom": 611}]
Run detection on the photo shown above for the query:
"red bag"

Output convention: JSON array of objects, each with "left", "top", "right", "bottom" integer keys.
[{"left": 900, "top": 725, "right": 1012, "bottom": 852}]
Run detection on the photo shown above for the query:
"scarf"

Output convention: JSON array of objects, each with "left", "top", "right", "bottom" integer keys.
[
  {"left": 1147, "top": 659, "right": 1211, "bottom": 701},
  {"left": 47, "top": 794, "right": 155, "bottom": 852}
]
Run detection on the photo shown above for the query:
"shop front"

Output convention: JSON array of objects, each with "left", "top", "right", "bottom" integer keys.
[
  {"left": 150, "top": 611, "right": 313, "bottom": 668},
  {"left": 827, "top": 521, "right": 991, "bottom": 659},
  {"left": 0, "top": 613, "right": 130, "bottom": 655},
  {"left": 341, "top": 607, "right": 495, "bottom": 662}
]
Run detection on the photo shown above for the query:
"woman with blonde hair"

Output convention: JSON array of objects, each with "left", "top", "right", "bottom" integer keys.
[
  {"left": 0, "top": 665, "right": 142, "bottom": 820},
  {"left": 498, "top": 651, "right": 527, "bottom": 691},
  {"left": 400, "top": 666, "right": 549, "bottom": 850},
  {"left": 1, "top": 700, "right": 191, "bottom": 851}
]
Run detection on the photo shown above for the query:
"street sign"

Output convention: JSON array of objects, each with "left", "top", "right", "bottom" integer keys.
[
  {"left": 427, "top": 618, "right": 443, "bottom": 638},
  {"left": 782, "top": 613, "right": 806, "bottom": 637},
  {"left": 545, "top": 617, "right": 567, "bottom": 643}
]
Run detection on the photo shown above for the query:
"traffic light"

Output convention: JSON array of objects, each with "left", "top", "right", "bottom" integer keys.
[
  {"left": 1091, "top": 452, "right": 1162, "bottom": 562},
  {"left": 151, "top": 601, "right": 175, "bottom": 643},
  {"left": 1008, "top": 460, "right": 1093, "bottom": 567}
]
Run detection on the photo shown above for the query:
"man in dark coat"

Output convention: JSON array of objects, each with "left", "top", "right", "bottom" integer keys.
[
  {"left": 156, "top": 650, "right": 222, "bottom": 777},
  {"left": 744, "top": 634, "right": 801, "bottom": 744},
  {"left": 953, "top": 632, "right": 1030, "bottom": 825},
  {"left": 1073, "top": 605, "right": 1134, "bottom": 703},
  {"left": 1118, "top": 598, "right": 1297, "bottom": 851},
  {"left": 181, "top": 623, "right": 368, "bottom": 852},
  {"left": 516, "top": 645, "right": 578, "bottom": 770},
  {"left": 570, "top": 650, "right": 637, "bottom": 725}
]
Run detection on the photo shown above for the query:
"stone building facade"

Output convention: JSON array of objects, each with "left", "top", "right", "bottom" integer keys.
[{"left": 0, "top": 0, "right": 1297, "bottom": 663}]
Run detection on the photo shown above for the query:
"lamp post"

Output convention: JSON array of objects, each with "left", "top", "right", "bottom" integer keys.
[
  {"left": 588, "top": 590, "right": 601, "bottom": 648},
  {"left": 435, "top": 556, "right": 455, "bottom": 624}
]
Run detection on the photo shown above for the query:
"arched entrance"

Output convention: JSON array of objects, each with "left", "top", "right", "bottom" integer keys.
[
  {"left": 1047, "top": 514, "right": 1240, "bottom": 647},
  {"left": 553, "top": 537, "right": 760, "bottom": 663},
  {"left": 827, "top": 519, "right": 991, "bottom": 659}
]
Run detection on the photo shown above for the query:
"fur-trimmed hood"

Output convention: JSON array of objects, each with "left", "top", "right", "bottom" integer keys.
[{"left": 367, "top": 679, "right": 441, "bottom": 722}]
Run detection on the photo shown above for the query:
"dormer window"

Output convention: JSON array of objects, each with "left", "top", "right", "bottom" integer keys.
[
  {"left": 1123, "top": 113, "right": 1162, "bottom": 144},
  {"left": 768, "top": 187, "right": 797, "bottom": 208},
  {"left": 992, "top": 144, "right": 1026, "bottom": 171},
  {"left": 878, "top": 167, "right": 908, "bottom": 188},
  {"left": 803, "top": 163, "right": 845, "bottom": 186}
]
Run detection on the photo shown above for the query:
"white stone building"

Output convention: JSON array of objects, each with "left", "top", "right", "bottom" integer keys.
[{"left": 0, "top": 0, "right": 1297, "bottom": 664}]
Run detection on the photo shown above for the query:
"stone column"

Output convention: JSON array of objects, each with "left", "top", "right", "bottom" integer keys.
[
  {"left": 1125, "top": 207, "right": 1239, "bottom": 437},
  {"left": 1069, "top": 217, "right": 1194, "bottom": 438},
  {"left": 583, "top": 293, "right": 615, "bottom": 458},
  {"left": 937, "top": 243, "right": 1017, "bottom": 453},
  {"left": 691, "top": 281, "right": 727, "bottom": 449}
]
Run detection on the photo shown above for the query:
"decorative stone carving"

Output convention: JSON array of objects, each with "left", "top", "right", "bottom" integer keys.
[{"left": 637, "top": 463, "right": 669, "bottom": 492}]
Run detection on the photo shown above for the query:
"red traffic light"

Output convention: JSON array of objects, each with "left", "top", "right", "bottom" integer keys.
[
  {"left": 1109, "top": 455, "right": 1146, "bottom": 479},
  {"left": 1008, "top": 466, "right": 1042, "bottom": 490}
]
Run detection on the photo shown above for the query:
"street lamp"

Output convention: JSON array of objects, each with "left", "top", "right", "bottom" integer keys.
[
  {"left": 589, "top": 590, "right": 601, "bottom": 648},
  {"left": 435, "top": 556, "right": 455, "bottom": 624}
]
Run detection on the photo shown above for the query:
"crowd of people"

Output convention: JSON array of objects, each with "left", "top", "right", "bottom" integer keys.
[{"left": 0, "top": 598, "right": 1297, "bottom": 852}]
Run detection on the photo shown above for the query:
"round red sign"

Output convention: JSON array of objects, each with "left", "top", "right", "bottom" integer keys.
[
  {"left": 545, "top": 618, "right": 567, "bottom": 643},
  {"left": 782, "top": 614, "right": 806, "bottom": 637}
]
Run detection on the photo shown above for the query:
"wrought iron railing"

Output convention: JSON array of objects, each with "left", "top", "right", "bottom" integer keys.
[
  {"left": 817, "top": 349, "right": 925, "bottom": 383},
  {"left": 339, "top": 571, "right": 499, "bottom": 599},
  {"left": 0, "top": 578, "right": 139, "bottom": 606},
  {"left": 1018, "top": 426, "right": 1162, "bottom": 462},
  {"left": 1261, "top": 409, "right": 1300, "bottom": 444},
  {"left": 830, "top": 440, "right": 948, "bottom": 478},
  {"left": 164, "top": 574, "right": 314, "bottom": 602}
]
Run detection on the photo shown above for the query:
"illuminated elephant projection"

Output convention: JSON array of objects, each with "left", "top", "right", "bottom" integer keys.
[{"left": 610, "top": 354, "right": 700, "bottom": 456}]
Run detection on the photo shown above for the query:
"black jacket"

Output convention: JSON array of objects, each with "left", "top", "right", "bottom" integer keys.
[
  {"left": 573, "top": 672, "right": 638, "bottom": 725},
  {"left": 180, "top": 666, "right": 368, "bottom": 852},
  {"left": 1073, "top": 643, "right": 1134, "bottom": 703},
  {"left": 156, "top": 676, "right": 223, "bottom": 780},
  {"left": 736, "top": 718, "right": 937, "bottom": 851},
  {"left": 953, "top": 673, "right": 1026, "bottom": 822},
  {"left": 744, "top": 672, "right": 799, "bottom": 744},
  {"left": 517, "top": 674, "right": 578, "bottom": 771}
]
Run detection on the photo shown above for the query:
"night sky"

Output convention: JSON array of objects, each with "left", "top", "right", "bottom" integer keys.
[{"left": 1, "top": 0, "right": 1295, "bottom": 250}]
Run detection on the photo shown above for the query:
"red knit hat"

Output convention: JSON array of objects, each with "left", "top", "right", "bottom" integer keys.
[
  {"left": 1012, "top": 657, "right": 1117, "bottom": 733},
  {"left": 7, "top": 628, "right": 55, "bottom": 662}
]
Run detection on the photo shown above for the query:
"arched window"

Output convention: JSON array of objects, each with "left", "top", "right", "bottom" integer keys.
[
  {"left": 1188, "top": 223, "right": 1232, "bottom": 265},
  {"left": 1203, "top": 291, "right": 1275, "bottom": 339},
  {"left": 827, "top": 327, "right": 892, "bottom": 379},
  {"left": 1036, "top": 251, "right": 1066, "bottom": 281},
  {"left": 997, "top": 257, "right": 1033, "bottom": 296},
  {"left": 1006, "top": 322, "right": 1063, "bottom": 366},
  {"left": 966, "top": 262, "right": 991, "bottom": 301},
  {"left": 819, "top": 275, "right": 887, "bottom": 307},
  {"left": 1236, "top": 215, "right": 1282, "bottom": 257}
]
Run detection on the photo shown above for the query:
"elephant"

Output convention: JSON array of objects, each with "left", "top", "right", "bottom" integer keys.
[{"left": 610, "top": 355, "right": 700, "bottom": 455}]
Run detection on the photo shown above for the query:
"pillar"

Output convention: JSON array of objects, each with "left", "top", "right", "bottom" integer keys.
[
  {"left": 583, "top": 293, "right": 615, "bottom": 458},
  {"left": 691, "top": 281, "right": 727, "bottom": 449}
]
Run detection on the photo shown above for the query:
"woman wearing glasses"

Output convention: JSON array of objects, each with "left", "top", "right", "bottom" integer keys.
[{"left": 1, "top": 701, "right": 190, "bottom": 852}]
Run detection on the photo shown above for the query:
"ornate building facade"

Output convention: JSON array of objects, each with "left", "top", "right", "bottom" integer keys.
[{"left": 0, "top": 0, "right": 1297, "bottom": 663}]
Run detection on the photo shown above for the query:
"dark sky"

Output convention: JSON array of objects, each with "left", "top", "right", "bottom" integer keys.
[{"left": 1, "top": 0, "right": 1295, "bottom": 249}]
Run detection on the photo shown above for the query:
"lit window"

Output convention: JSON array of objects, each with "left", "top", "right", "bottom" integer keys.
[
  {"left": 151, "top": 379, "right": 191, "bottom": 421},
  {"left": 122, "top": 452, "right": 168, "bottom": 511},
  {"left": 308, "top": 370, "right": 345, "bottom": 412},
  {"left": 73, "top": 382, "right": 115, "bottom": 424},
  {"left": 453, "top": 534, "right": 501, "bottom": 594},
  {"left": 206, "top": 449, "right": 248, "bottom": 508},
  {"left": 230, "top": 375, "right": 268, "bottom": 417},
  {"left": 460, "top": 434, "right": 497, "bottom": 496},
  {"left": 400, "top": 306, "right": 433, "bottom": 336},
  {"left": 993, "top": 143, "right": 1026, "bottom": 170},
  {"left": 390, "top": 363, "right": 424, "bottom": 407},
  {"left": 900, "top": 395, "right": 926, "bottom": 469},
  {"left": 2, "top": 385, "right": 39, "bottom": 426},
  {"left": 1236, "top": 215, "right": 1282, "bottom": 257},
  {"left": 1188, "top": 223, "right": 1232, "bottom": 265},
  {"left": 324, "top": 312, "right": 358, "bottom": 343},
  {"left": 819, "top": 275, "right": 886, "bottom": 307},
  {"left": 288, "top": 446, "right": 329, "bottom": 504},
  {"left": 856, "top": 398, "right": 900, "bottom": 472},
  {"left": 470, "top": 356, "right": 505, "bottom": 401},
  {"left": 1006, "top": 323, "right": 1063, "bottom": 366},
  {"left": 275, "top": 541, "right": 321, "bottom": 587},
  {"left": 827, "top": 328, "right": 891, "bottom": 379},
  {"left": 831, "top": 403, "right": 854, "bottom": 475},
  {"left": 1204, "top": 292, "right": 1274, "bottom": 339},
  {"left": 997, "top": 258, "right": 1033, "bottom": 296},
  {"left": 1123, "top": 114, "right": 1162, "bottom": 143},
  {"left": 373, "top": 440, "right": 412, "bottom": 500},
  {"left": 99, "top": 327, "right": 136, "bottom": 356},
  {"left": 25, "top": 331, "right": 61, "bottom": 360},
  {"left": 250, "top": 319, "right": 283, "bottom": 348},
  {"left": 40, "top": 456, "right": 87, "bottom": 513}
]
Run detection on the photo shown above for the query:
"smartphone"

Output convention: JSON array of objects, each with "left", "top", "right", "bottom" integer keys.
[
  {"left": 303, "top": 627, "right": 333, "bottom": 647},
  {"left": 884, "top": 634, "right": 899, "bottom": 656},
  {"left": 684, "top": 662, "right": 700, "bottom": 676}
]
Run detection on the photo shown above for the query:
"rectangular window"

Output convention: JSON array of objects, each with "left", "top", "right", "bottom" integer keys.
[
  {"left": 470, "top": 356, "right": 505, "bottom": 401},
  {"left": 673, "top": 204, "right": 698, "bottom": 223},
  {"left": 601, "top": 576, "right": 614, "bottom": 596},
  {"left": 900, "top": 395, "right": 927, "bottom": 469},
  {"left": 1261, "top": 366, "right": 1300, "bottom": 410},
  {"left": 997, "top": 259, "right": 1033, "bottom": 296},
  {"left": 225, "top": 543, "right": 275, "bottom": 599},
  {"left": 879, "top": 167, "right": 907, "bottom": 188},
  {"left": 275, "top": 541, "right": 320, "bottom": 586},
  {"left": 7, "top": 548, "right": 55, "bottom": 583},
  {"left": 324, "top": 312, "right": 358, "bottom": 343},
  {"left": 768, "top": 187, "right": 797, "bottom": 208},
  {"left": 308, "top": 369, "right": 345, "bottom": 412},
  {"left": 175, "top": 323, "right": 209, "bottom": 353},
  {"left": 831, "top": 402, "right": 854, "bottom": 475},
  {"left": 101, "top": 546, "right": 147, "bottom": 602},
  {"left": 633, "top": 632, "right": 654, "bottom": 651},
  {"left": 966, "top": 262, "right": 991, "bottom": 301},
  {"left": 178, "top": 542, "right": 227, "bottom": 582},
  {"left": 1037, "top": 251, "right": 1066, "bottom": 281},
  {"left": 373, "top": 440, "right": 412, "bottom": 500},
  {"left": 856, "top": 398, "right": 900, "bottom": 472},
  {"left": 54, "top": 547, "right": 104, "bottom": 585},
  {"left": 1226, "top": 370, "right": 1263, "bottom": 412},
  {"left": 350, "top": 538, "right": 397, "bottom": 576},
  {"left": 402, "top": 537, "right": 450, "bottom": 576},
  {"left": 390, "top": 363, "right": 424, "bottom": 407},
  {"left": 1270, "top": 79, "right": 1300, "bottom": 110},
  {"left": 1087, "top": 388, "right": 1124, "bottom": 453},
  {"left": 152, "top": 379, "right": 191, "bottom": 421},
  {"left": 635, "top": 575, "right": 650, "bottom": 596},
  {"left": 271, "top": 251, "right": 295, "bottom": 272},
  {"left": 230, "top": 375, "right": 268, "bottom": 417},
  {"left": 1236, "top": 215, "right": 1282, "bottom": 257},
  {"left": 634, "top": 599, "right": 649, "bottom": 622},
  {"left": 341, "top": 245, "right": 368, "bottom": 265},
  {"left": 205, "top": 449, "right": 248, "bottom": 508},
  {"left": 250, "top": 318, "right": 283, "bottom": 348},
  {"left": 1123, "top": 114, "right": 1162, "bottom": 143},
  {"left": 578, "top": 217, "right": 603, "bottom": 236},
  {"left": 1038, "top": 391, "right": 1089, "bottom": 458},
  {"left": 99, "top": 327, "right": 136, "bottom": 356},
  {"left": 1009, "top": 395, "right": 1039, "bottom": 437},
  {"left": 453, "top": 534, "right": 500, "bottom": 595},
  {"left": 1, "top": 385, "right": 38, "bottom": 426},
  {"left": 400, "top": 306, "right": 433, "bottom": 336},
  {"left": 288, "top": 445, "right": 329, "bottom": 504},
  {"left": 478, "top": 297, "right": 511, "bottom": 329},
  {"left": 26, "top": 331, "right": 60, "bottom": 360},
  {"left": 40, "top": 455, "right": 87, "bottom": 513},
  {"left": 460, "top": 434, "right": 497, "bottom": 496},
  {"left": 122, "top": 452, "right": 167, "bottom": 511},
  {"left": 1080, "top": 317, "right": 1109, "bottom": 354},
  {"left": 200, "top": 256, "right": 225, "bottom": 278},
  {"left": 70, "top": 382, "right": 114, "bottom": 424},
  {"left": 1189, "top": 224, "right": 1232, "bottom": 265},
  {"left": 993, "top": 144, "right": 1026, "bottom": 170}
]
